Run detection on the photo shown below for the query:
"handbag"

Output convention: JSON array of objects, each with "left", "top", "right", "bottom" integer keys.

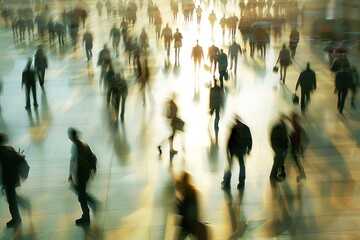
[
  {"left": 273, "top": 66, "right": 279, "bottom": 73},
  {"left": 292, "top": 93, "right": 299, "bottom": 105}
]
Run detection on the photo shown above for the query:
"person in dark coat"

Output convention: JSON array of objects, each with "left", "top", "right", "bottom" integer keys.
[
  {"left": 176, "top": 171, "right": 207, "bottom": 240},
  {"left": 269, "top": 115, "right": 288, "bottom": 183},
  {"left": 209, "top": 78, "right": 224, "bottom": 144},
  {"left": 67, "top": 128, "right": 98, "bottom": 225},
  {"left": 228, "top": 41, "right": 242, "bottom": 73},
  {"left": 276, "top": 44, "right": 291, "bottom": 83},
  {"left": 222, "top": 115, "right": 252, "bottom": 189},
  {"left": 335, "top": 65, "right": 352, "bottom": 114},
  {"left": 295, "top": 62, "right": 317, "bottom": 113},
  {"left": 82, "top": 29, "right": 93, "bottom": 62},
  {"left": 0, "top": 133, "right": 22, "bottom": 228},
  {"left": 34, "top": 46, "right": 48, "bottom": 88},
  {"left": 217, "top": 49, "right": 228, "bottom": 89},
  {"left": 22, "top": 58, "right": 38, "bottom": 110}
]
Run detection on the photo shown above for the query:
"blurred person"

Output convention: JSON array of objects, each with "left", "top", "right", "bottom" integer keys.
[
  {"left": 289, "top": 27, "right": 299, "bottom": 58},
  {"left": 191, "top": 40, "right": 204, "bottom": 71},
  {"left": 47, "top": 17, "right": 56, "bottom": 44},
  {"left": 154, "top": 12, "right": 162, "bottom": 39},
  {"left": 161, "top": 23, "right": 173, "bottom": 56},
  {"left": 217, "top": 49, "right": 228, "bottom": 89},
  {"left": 335, "top": 61, "right": 352, "bottom": 114},
  {"left": 195, "top": 5, "right": 202, "bottom": 26},
  {"left": 34, "top": 46, "right": 48, "bottom": 88},
  {"left": 175, "top": 171, "right": 208, "bottom": 239},
  {"left": 276, "top": 44, "right": 291, "bottom": 84},
  {"left": 228, "top": 41, "right": 242, "bottom": 74},
  {"left": 173, "top": 28, "right": 183, "bottom": 65},
  {"left": 97, "top": 44, "right": 112, "bottom": 87},
  {"left": 208, "top": 10, "right": 217, "bottom": 31},
  {"left": 67, "top": 128, "right": 98, "bottom": 225},
  {"left": 208, "top": 43, "right": 220, "bottom": 75},
  {"left": 295, "top": 63, "right": 317, "bottom": 114},
  {"left": 158, "top": 94, "right": 185, "bottom": 157},
  {"left": 105, "top": 0, "right": 112, "bottom": 18},
  {"left": 109, "top": 24, "right": 121, "bottom": 57},
  {"left": 22, "top": 58, "right": 38, "bottom": 110},
  {"left": 0, "top": 133, "right": 31, "bottom": 228},
  {"left": 96, "top": 0, "right": 103, "bottom": 17},
  {"left": 82, "top": 29, "right": 93, "bottom": 62},
  {"left": 139, "top": 27, "right": 149, "bottom": 54},
  {"left": 221, "top": 115, "right": 252, "bottom": 190},
  {"left": 350, "top": 65, "right": 359, "bottom": 109},
  {"left": 219, "top": 13, "right": 226, "bottom": 38},
  {"left": 209, "top": 78, "right": 224, "bottom": 144},
  {"left": 269, "top": 114, "right": 288, "bottom": 183},
  {"left": 69, "top": 21, "right": 80, "bottom": 51},
  {"left": 54, "top": 21, "right": 65, "bottom": 46},
  {"left": 287, "top": 112, "right": 307, "bottom": 182}
]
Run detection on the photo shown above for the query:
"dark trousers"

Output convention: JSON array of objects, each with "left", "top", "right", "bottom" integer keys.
[
  {"left": 57, "top": 34, "right": 65, "bottom": 45},
  {"left": 300, "top": 90, "right": 310, "bottom": 113},
  {"left": 223, "top": 151, "right": 246, "bottom": 183},
  {"left": 230, "top": 55, "right": 238, "bottom": 72},
  {"left": 219, "top": 69, "right": 226, "bottom": 89},
  {"left": 209, "top": 57, "right": 217, "bottom": 74},
  {"left": 5, "top": 186, "right": 20, "bottom": 220},
  {"left": 36, "top": 68, "right": 46, "bottom": 87},
  {"left": 337, "top": 88, "right": 348, "bottom": 113},
  {"left": 270, "top": 148, "right": 287, "bottom": 178},
  {"left": 25, "top": 83, "right": 38, "bottom": 107},
  {"left": 85, "top": 46, "right": 93, "bottom": 61},
  {"left": 75, "top": 174, "right": 91, "bottom": 219}
]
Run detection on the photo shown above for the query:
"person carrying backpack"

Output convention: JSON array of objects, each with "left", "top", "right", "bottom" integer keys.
[
  {"left": 0, "top": 133, "right": 30, "bottom": 228},
  {"left": 67, "top": 127, "right": 98, "bottom": 225}
]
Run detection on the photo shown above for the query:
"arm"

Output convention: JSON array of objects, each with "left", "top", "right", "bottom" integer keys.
[
  {"left": 295, "top": 74, "right": 301, "bottom": 91},
  {"left": 313, "top": 72, "right": 317, "bottom": 90}
]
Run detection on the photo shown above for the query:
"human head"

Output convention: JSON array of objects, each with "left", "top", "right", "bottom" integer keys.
[
  {"left": 26, "top": 57, "right": 32, "bottom": 69},
  {"left": 67, "top": 127, "right": 79, "bottom": 141},
  {"left": 0, "top": 133, "right": 9, "bottom": 145},
  {"left": 306, "top": 62, "right": 310, "bottom": 69}
]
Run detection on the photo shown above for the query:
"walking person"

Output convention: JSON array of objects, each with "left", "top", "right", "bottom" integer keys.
[
  {"left": 335, "top": 62, "right": 352, "bottom": 114},
  {"left": 97, "top": 44, "right": 112, "bottom": 88},
  {"left": 191, "top": 40, "right": 204, "bottom": 71},
  {"left": 269, "top": 114, "right": 289, "bottom": 183},
  {"left": 195, "top": 5, "right": 202, "bottom": 26},
  {"left": 295, "top": 62, "right": 317, "bottom": 114},
  {"left": 173, "top": 28, "right": 183, "bottom": 65},
  {"left": 34, "top": 46, "right": 48, "bottom": 88},
  {"left": 350, "top": 65, "right": 359, "bottom": 109},
  {"left": 208, "top": 43, "right": 220, "bottom": 75},
  {"left": 67, "top": 128, "right": 98, "bottom": 225},
  {"left": 109, "top": 24, "right": 121, "bottom": 57},
  {"left": 221, "top": 115, "right": 252, "bottom": 190},
  {"left": 161, "top": 23, "right": 173, "bottom": 56},
  {"left": 82, "top": 29, "right": 93, "bottom": 62},
  {"left": 158, "top": 94, "right": 185, "bottom": 157},
  {"left": 96, "top": 0, "right": 103, "bottom": 17},
  {"left": 209, "top": 78, "right": 224, "bottom": 144},
  {"left": 175, "top": 171, "right": 208, "bottom": 240},
  {"left": 276, "top": 44, "right": 291, "bottom": 83},
  {"left": 289, "top": 27, "right": 299, "bottom": 58},
  {"left": 287, "top": 112, "right": 307, "bottom": 183},
  {"left": 217, "top": 49, "right": 228, "bottom": 89},
  {"left": 228, "top": 41, "right": 242, "bottom": 74},
  {"left": 22, "top": 58, "right": 38, "bottom": 110},
  {"left": 0, "top": 133, "right": 30, "bottom": 228},
  {"left": 208, "top": 10, "right": 216, "bottom": 32}
]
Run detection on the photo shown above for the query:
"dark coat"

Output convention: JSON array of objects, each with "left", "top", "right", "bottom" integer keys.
[
  {"left": 22, "top": 67, "right": 37, "bottom": 87},
  {"left": 227, "top": 120, "right": 252, "bottom": 155},
  {"left": 296, "top": 68, "right": 316, "bottom": 92},
  {"left": 270, "top": 120, "right": 288, "bottom": 150},
  {"left": 0, "top": 146, "right": 21, "bottom": 187},
  {"left": 335, "top": 70, "right": 352, "bottom": 91}
]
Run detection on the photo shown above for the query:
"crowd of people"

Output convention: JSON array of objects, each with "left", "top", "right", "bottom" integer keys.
[{"left": 0, "top": 0, "right": 359, "bottom": 239}]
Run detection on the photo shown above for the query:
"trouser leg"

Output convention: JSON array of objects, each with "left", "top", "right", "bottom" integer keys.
[
  {"left": 5, "top": 186, "right": 20, "bottom": 220},
  {"left": 77, "top": 180, "right": 90, "bottom": 219}
]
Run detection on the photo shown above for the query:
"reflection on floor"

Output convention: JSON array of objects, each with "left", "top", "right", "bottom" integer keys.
[{"left": 0, "top": 1, "right": 359, "bottom": 239}]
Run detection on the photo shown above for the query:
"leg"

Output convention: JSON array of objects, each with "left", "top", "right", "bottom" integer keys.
[
  {"left": 76, "top": 177, "right": 90, "bottom": 222},
  {"left": 31, "top": 83, "right": 38, "bottom": 106},
  {"left": 25, "top": 85, "right": 31, "bottom": 108},
  {"left": 300, "top": 91, "right": 306, "bottom": 113},
  {"left": 222, "top": 153, "right": 233, "bottom": 188},
  {"left": 5, "top": 186, "right": 21, "bottom": 224}
]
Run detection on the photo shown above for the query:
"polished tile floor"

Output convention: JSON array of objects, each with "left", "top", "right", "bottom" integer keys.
[{"left": 0, "top": 1, "right": 360, "bottom": 239}]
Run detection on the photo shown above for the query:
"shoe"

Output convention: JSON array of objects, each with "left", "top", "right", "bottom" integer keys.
[
  {"left": 6, "top": 218, "right": 21, "bottom": 228},
  {"left": 157, "top": 146, "right": 162, "bottom": 155},
  {"left": 237, "top": 181, "right": 245, "bottom": 189},
  {"left": 75, "top": 217, "right": 90, "bottom": 225},
  {"left": 221, "top": 181, "right": 230, "bottom": 190}
]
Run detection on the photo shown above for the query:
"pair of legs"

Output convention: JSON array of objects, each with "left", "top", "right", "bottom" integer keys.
[
  {"left": 300, "top": 90, "right": 310, "bottom": 113},
  {"left": 270, "top": 148, "right": 287, "bottom": 181},
  {"left": 222, "top": 151, "right": 246, "bottom": 189},
  {"left": 5, "top": 185, "right": 21, "bottom": 227},
  {"left": 290, "top": 147, "right": 306, "bottom": 180},
  {"left": 279, "top": 65, "right": 288, "bottom": 83},
  {"left": 230, "top": 55, "right": 238, "bottom": 73},
  {"left": 25, "top": 84, "right": 38, "bottom": 108},
  {"left": 85, "top": 46, "right": 93, "bottom": 61},
  {"left": 36, "top": 68, "right": 46, "bottom": 87},
  {"left": 337, "top": 88, "right": 348, "bottom": 114},
  {"left": 174, "top": 47, "right": 180, "bottom": 64},
  {"left": 218, "top": 69, "right": 226, "bottom": 89}
]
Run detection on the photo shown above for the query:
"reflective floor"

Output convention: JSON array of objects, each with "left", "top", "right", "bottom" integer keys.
[{"left": 0, "top": 1, "right": 360, "bottom": 239}]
